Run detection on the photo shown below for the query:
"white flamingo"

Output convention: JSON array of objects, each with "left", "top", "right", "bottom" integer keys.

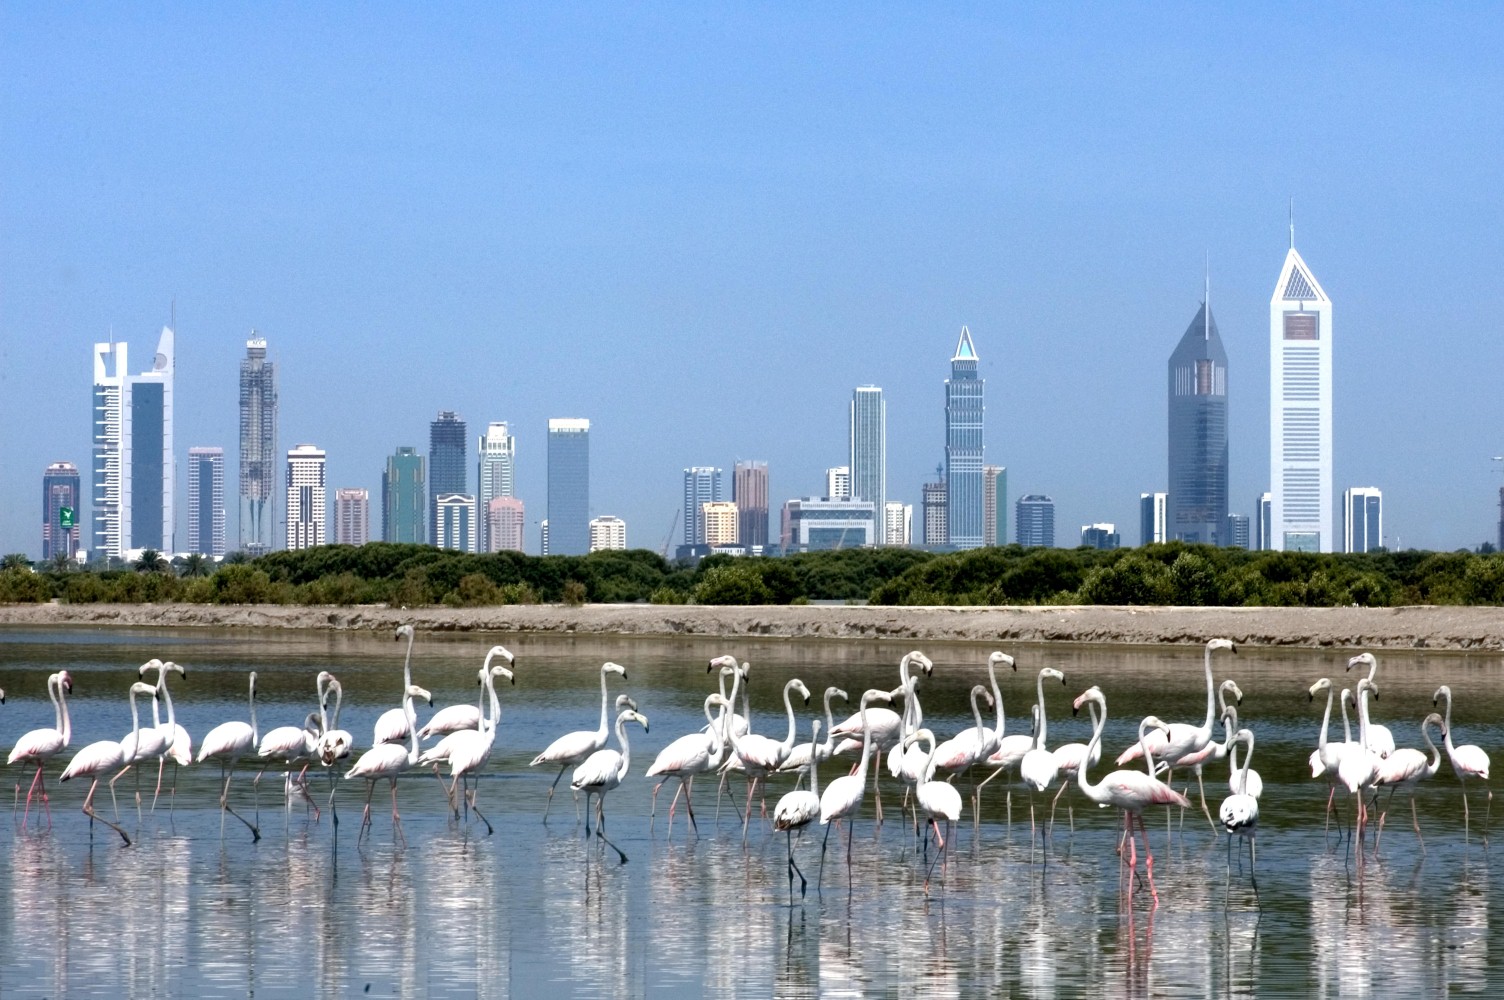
[
  {"left": 344, "top": 681, "right": 425, "bottom": 842},
  {"left": 421, "top": 663, "right": 514, "bottom": 835},
  {"left": 1019, "top": 668, "right": 1065, "bottom": 838},
  {"left": 314, "top": 671, "right": 353, "bottom": 768},
  {"left": 726, "top": 677, "right": 811, "bottom": 839},
  {"left": 256, "top": 700, "right": 323, "bottom": 821},
  {"left": 978, "top": 664, "right": 1063, "bottom": 826},
  {"left": 59, "top": 681, "right": 158, "bottom": 847},
  {"left": 530, "top": 661, "right": 628, "bottom": 822},
  {"left": 1347, "top": 652, "right": 1396, "bottom": 758},
  {"left": 373, "top": 624, "right": 424, "bottom": 744},
  {"left": 1372, "top": 711, "right": 1443, "bottom": 853},
  {"left": 571, "top": 706, "right": 649, "bottom": 865},
  {"left": 645, "top": 692, "right": 730, "bottom": 837},
  {"left": 1046, "top": 694, "right": 1101, "bottom": 832},
  {"left": 932, "top": 651, "right": 1013, "bottom": 777},
  {"left": 8, "top": 670, "right": 73, "bottom": 828},
  {"left": 142, "top": 660, "right": 191, "bottom": 811},
  {"left": 771, "top": 718, "right": 823, "bottom": 900},
  {"left": 196, "top": 672, "right": 262, "bottom": 841},
  {"left": 777, "top": 685, "right": 848, "bottom": 784},
  {"left": 1072, "top": 685, "right": 1188, "bottom": 908},
  {"left": 1218, "top": 728, "right": 1260, "bottom": 889},
  {"left": 906, "top": 727, "right": 963, "bottom": 892},
  {"left": 1336, "top": 678, "right": 1383, "bottom": 847},
  {"left": 819, "top": 688, "right": 893, "bottom": 887},
  {"left": 419, "top": 645, "right": 516, "bottom": 740},
  {"left": 1433, "top": 684, "right": 1492, "bottom": 844}
]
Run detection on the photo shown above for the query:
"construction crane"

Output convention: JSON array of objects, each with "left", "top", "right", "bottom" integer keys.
[{"left": 659, "top": 508, "right": 680, "bottom": 560}]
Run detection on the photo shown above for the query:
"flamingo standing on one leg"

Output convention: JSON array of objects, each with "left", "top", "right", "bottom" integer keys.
[
  {"left": 196, "top": 672, "right": 262, "bottom": 842},
  {"left": 8, "top": 671, "right": 73, "bottom": 828},
  {"left": 1433, "top": 684, "right": 1492, "bottom": 845},
  {"left": 904, "top": 727, "right": 963, "bottom": 893},
  {"left": 59, "top": 681, "right": 157, "bottom": 847}
]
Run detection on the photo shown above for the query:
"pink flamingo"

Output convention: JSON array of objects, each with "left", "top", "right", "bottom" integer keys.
[
  {"left": 8, "top": 670, "right": 73, "bottom": 828},
  {"left": 59, "top": 681, "right": 157, "bottom": 847},
  {"left": 1372, "top": 712, "right": 1443, "bottom": 853},
  {"left": 818, "top": 688, "right": 893, "bottom": 888},
  {"left": 529, "top": 661, "right": 628, "bottom": 822},
  {"left": 1434, "top": 684, "right": 1492, "bottom": 844},
  {"left": 196, "top": 672, "right": 262, "bottom": 841},
  {"left": 645, "top": 692, "right": 730, "bottom": 838},
  {"left": 571, "top": 706, "right": 649, "bottom": 864}
]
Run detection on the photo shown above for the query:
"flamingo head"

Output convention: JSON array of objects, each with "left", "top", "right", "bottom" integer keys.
[
  {"left": 861, "top": 688, "right": 894, "bottom": 708},
  {"left": 1222, "top": 680, "right": 1244, "bottom": 705},
  {"left": 988, "top": 651, "right": 1015, "bottom": 672},
  {"left": 622, "top": 710, "right": 649, "bottom": 734},
  {"left": 493, "top": 666, "right": 515, "bottom": 686},
  {"left": 1041, "top": 667, "right": 1066, "bottom": 687},
  {"left": 1072, "top": 686, "right": 1103, "bottom": 715},
  {"left": 408, "top": 684, "right": 433, "bottom": 707},
  {"left": 972, "top": 684, "right": 994, "bottom": 708},
  {"left": 1308, "top": 677, "right": 1331, "bottom": 701},
  {"left": 395, "top": 624, "right": 414, "bottom": 642},
  {"left": 904, "top": 651, "right": 934, "bottom": 676},
  {"left": 484, "top": 645, "right": 515, "bottom": 671},
  {"left": 604, "top": 661, "right": 628, "bottom": 680},
  {"left": 138, "top": 657, "right": 164, "bottom": 679},
  {"left": 1208, "top": 638, "right": 1236, "bottom": 654},
  {"left": 826, "top": 686, "right": 849, "bottom": 706},
  {"left": 1346, "top": 652, "right": 1376, "bottom": 673},
  {"left": 615, "top": 693, "right": 637, "bottom": 712},
  {"left": 58, "top": 670, "right": 73, "bottom": 695},
  {"left": 707, "top": 654, "right": 738, "bottom": 674},
  {"left": 791, "top": 679, "right": 811, "bottom": 705},
  {"left": 1433, "top": 685, "right": 1450, "bottom": 708}
]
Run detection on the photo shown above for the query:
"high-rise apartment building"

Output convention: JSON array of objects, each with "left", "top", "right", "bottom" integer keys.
[
  {"left": 884, "top": 501, "right": 912, "bottom": 547},
  {"left": 42, "top": 462, "right": 82, "bottom": 562},
  {"left": 945, "top": 327, "right": 984, "bottom": 549},
  {"left": 1225, "top": 513, "right": 1251, "bottom": 550},
  {"left": 286, "top": 445, "right": 327, "bottom": 551},
  {"left": 1081, "top": 523, "right": 1120, "bottom": 550},
  {"left": 702, "top": 501, "right": 739, "bottom": 546},
  {"left": 824, "top": 467, "right": 851, "bottom": 502},
  {"left": 382, "top": 447, "right": 425, "bottom": 543},
  {"left": 476, "top": 422, "right": 516, "bottom": 553},
  {"left": 1343, "top": 487, "right": 1383, "bottom": 554},
  {"left": 922, "top": 474, "right": 947, "bottom": 547},
  {"left": 983, "top": 466, "right": 1008, "bottom": 547},
  {"left": 589, "top": 515, "right": 627, "bottom": 552},
  {"left": 683, "top": 467, "right": 723, "bottom": 545},
  {"left": 92, "top": 327, "right": 175, "bottom": 559},
  {"left": 850, "top": 386, "right": 886, "bottom": 544},
  {"left": 1256, "top": 492, "right": 1273, "bottom": 551},
  {"left": 187, "top": 447, "right": 227, "bottom": 558},
  {"left": 1016, "top": 494, "right": 1055, "bottom": 548},
  {"left": 487, "top": 497, "right": 526, "bottom": 553},
  {"left": 1140, "top": 492, "right": 1168, "bottom": 546},
  {"left": 429, "top": 412, "right": 467, "bottom": 546},
  {"left": 335, "top": 488, "right": 370, "bottom": 546},
  {"left": 547, "top": 419, "right": 590, "bottom": 556},
  {"left": 238, "top": 335, "right": 277, "bottom": 555},
  {"left": 732, "top": 460, "right": 769, "bottom": 550},
  {"left": 1270, "top": 233, "right": 1333, "bottom": 552},
  {"left": 435, "top": 494, "right": 477, "bottom": 552},
  {"left": 1168, "top": 290, "right": 1229, "bottom": 545}
]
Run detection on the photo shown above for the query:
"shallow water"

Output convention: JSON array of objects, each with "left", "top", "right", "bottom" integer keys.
[{"left": 0, "top": 627, "right": 1502, "bottom": 997}]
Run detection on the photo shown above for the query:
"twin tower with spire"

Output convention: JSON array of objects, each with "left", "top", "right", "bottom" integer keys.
[{"left": 1167, "top": 227, "right": 1333, "bottom": 552}]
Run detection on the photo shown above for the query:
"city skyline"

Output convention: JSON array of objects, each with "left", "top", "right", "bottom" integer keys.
[{"left": 4, "top": 8, "right": 1502, "bottom": 558}]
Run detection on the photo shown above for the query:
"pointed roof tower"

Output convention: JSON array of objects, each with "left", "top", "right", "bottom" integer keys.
[
  {"left": 952, "top": 325, "right": 978, "bottom": 362},
  {"left": 1271, "top": 247, "right": 1329, "bottom": 307}
]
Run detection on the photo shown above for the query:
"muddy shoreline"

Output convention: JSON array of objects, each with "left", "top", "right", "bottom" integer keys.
[{"left": 3, "top": 602, "right": 1504, "bottom": 651}]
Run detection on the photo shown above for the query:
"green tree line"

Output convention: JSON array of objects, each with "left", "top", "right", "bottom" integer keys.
[{"left": 4, "top": 541, "right": 1504, "bottom": 608}]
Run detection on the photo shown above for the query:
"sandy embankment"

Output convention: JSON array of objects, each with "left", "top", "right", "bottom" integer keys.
[{"left": 2, "top": 602, "right": 1504, "bottom": 651}]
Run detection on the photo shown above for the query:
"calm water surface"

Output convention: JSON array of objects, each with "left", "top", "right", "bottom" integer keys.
[{"left": 0, "top": 626, "right": 1502, "bottom": 998}]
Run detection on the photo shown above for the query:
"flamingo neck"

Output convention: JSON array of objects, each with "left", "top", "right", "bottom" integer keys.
[
  {"left": 248, "top": 676, "right": 259, "bottom": 743},
  {"left": 1237, "top": 732, "right": 1255, "bottom": 793},
  {"left": 1076, "top": 697, "right": 1106, "bottom": 800},
  {"left": 615, "top": 714, "right": 633, "bottom": 779},
  {"left": 1199, "top": 647, "right": 1215, "bottom": 735},
  {"left": 988, "top": 661, "right": 1005, "bottom": 737},
  {"left": 1033, "top": 674, "right": 1049, "bottom": 749},
  {"left": 1340, "top": 692, "right": 1353, "bottom": 744},
  {"left": 809, "top": 727, "right": 822, "bottom": 798},
  {"left": 596, "top": 667, "right": 611, "bottom": 740},
  {"left": 1440, "top": 689, "right": 1457, "bottom": 754},
  {"left": 58, "top": 677, "right": 72, "bottom": 746},
  {"left": 780, "top": 682, "right": 800, "bottom": 751},
  {"left": 1317, "top": 687, "right": 1332, "bottom": 751}
]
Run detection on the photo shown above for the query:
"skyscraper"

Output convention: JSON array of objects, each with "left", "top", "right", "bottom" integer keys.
[
  {"left": 335, "top": 488, "right": 370, "bottom": 546},
  {"left": 1225, "top": 513, "right": 1251, "bottom": 550},
  {"left": 824, "top": 467, "right": 851, "bottom": 502},
  {"left": 983, "top": 466, "right": 1008, "bottom": 547},
  {"left": 286, "top": 444, "right": 327, "bottom": 550},
  {"left": 187, "top": 447, "right": 227, "bottom": 558},
  {"left": 382, "top": 447, "right": 425, "bottom": 543},
  {"left": 884, "top": 501, "right": 912, "bottom": 547},
  {"left": 547, "top": 419, "right": 590, "bottom": 556},
  {"left": 922, "top": 473, "right": 947, "bottom": 547},
  {"left": 701, "top": 502, "right": 739, "bottom": 545},
  {"left": 92, "top": 327, "right": 174, "bottom": 559},
  {"left": 1140, "top": 492, "right": 1168, "bottom": 546},
  {"left": 589, "top": 515, "right": 627, "bottom": 552},
  {"left": 238, "top": 335, "right": 277, "bottom": 555},
  {"left": 1168, "top": 289, "right": 1229, "bottom": 545},
  {"left": 1081, "top": 523, "right": 1120, "bottom": 550},
  {"left": 1256, "top": 492, "right": 1273, "bottom": 551},
  {"left": 1270, "top": 231, "right": 1333, "bottom": 552},
  {"left": 487, "top": 497, "right": 526, "bottom": 553},
  {"left": 732, "top": 461, "right": 769, "bottom": 550},
  {"left": 1016, "top": 494, "right": 1055, "bottom": 548},
  {"left": 42, "top": 462, "right": 81, "bottom": 562},
  {"left": 945, "top": 327, "right": 984, "bottom": 549},
  {"left": 850, "top": 386, "right": 886, "bottom": 544},
  {"left": 683, "top": 467, "right": 723, "bottom": 544},
  {"left": 476, "top": 422, "right": 516, "bottom": 553},
  {"left": 429, "top": 412, "right": 468, "bottom": 546},
  {"left": 435, "top": 494, "right": 477, "bottom": 552},
  {"left": 1343, "top": 487, "right": 1383, "bottom": 553}
]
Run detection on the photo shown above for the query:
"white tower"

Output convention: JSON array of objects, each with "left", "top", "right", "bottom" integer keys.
[
  {"left": 285, "top": 444, "right": 327, "bottom": 550},
  {"left": 1269, "top": 232, "right": 1332, "bottom": 552}
]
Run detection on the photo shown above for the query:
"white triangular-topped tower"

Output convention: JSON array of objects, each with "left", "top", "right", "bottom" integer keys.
[{"left": 1269, "top": 241, "right": 1332, "bottom": 552}]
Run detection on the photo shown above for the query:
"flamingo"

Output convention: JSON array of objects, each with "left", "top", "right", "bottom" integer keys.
[
  {"left": 932, "top": 651, "right": 1013, "bottom": 777},
  {"left": 1157, "top": 680, "right": 1245, "bottom": 830},
  {"left": 314, "top": 672, "right": 353, "bottom": 768},
  {"left": 421, "top": 663, "right": 515, "bottom": 835},
  {"left": 818, "top": 688, "right": 893, "bottom": 887},
  {"left": 771, "top": 718, "right": 823, "bottom": 901},
  {"left": 59, "top": 681, "right": 157, "bottom": 847},
  {"left": 828, "top": 650, "right": 932, "bottom": 758},
  {"left": 1046, "top": 695, "right": 1100, "bottom": 832},
  {"left": 1072, "top": 685, "right": 1188, "bottom": 907},
  {"left": 726, "top": 677, "right": 811, "bottom": 839},
  {"left": 530, "top": 661, "right": 628, "bottom": 822},
  {"left": 344, "top": 681, "right": 425, "bottom": 842},
  {"left": 419, "top": 645, "right": 516, "bottom": 740},
  {"left": 1306, "top": 678, "right": 1351, "bottom": 832},
  {"left": 256, "top": 704, "right": 323, "bottom": 821},
  {"left": 1347, "top": 653, "right": 1395, "bottom": 757},
  {"left": 645, "top": 692, "right": 730, "bottom": 837},
  {"left": 1336, "top": 678, "right": 1383, "bottom": 848},
  {"left": 705, "top": 655, "right": 750, "bottom": 740},
  {"left": 372, "top": 624, "right": 429, "bottom": 744},
  {"left": 1224, "top": 712, "right": 1263, "bottom": 800},
  {"left": 111, "top": 660, "right": 172, "bottom": 815},
  {"left": 196, "top": 671, "right": 262, "bottom": 842},
  {"left": 8, "top": 670, "right": 73, "bottom": 828},
  {"left": 1433, "top": 684, "right": 1492, "bottom": 844},
  {"left": 978, "top": 664, "right": 1063, "bottom": 826},
  {"left": 570, "top": 706, "right": 649, "bottom": 864},
  {"left": 1372, "top": 712, "right": 1443, "bottom": 853},
  {"left": 905, "top": 727, "right": 963, "bottom": 892},
  {"left": 1019, "top": 669, "right": 1066, "bottom": 839},
  {"left": 1218, "top": 728, "right": 1260, "bottom": 889},
  {"left": 777, "top": 685, "right": 849, "bottom": 785},
  {"left": 142, "top": 660, "right": 191, "bottom": 811}
]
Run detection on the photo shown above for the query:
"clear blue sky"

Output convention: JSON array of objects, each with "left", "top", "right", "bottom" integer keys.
[{"left": 3, "top": 5, "right": 1502, "bottom": 557}]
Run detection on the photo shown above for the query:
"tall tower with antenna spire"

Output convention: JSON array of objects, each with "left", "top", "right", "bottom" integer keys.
[
  {"left": 944, "top": 327, "right": 984, "bottom": 549},
  {"left": 1269, "top": 224, "right": 1333, "bottom": 552},
  {"left": 1167, "top": 268, "right": 1229, "bottom": 545}
]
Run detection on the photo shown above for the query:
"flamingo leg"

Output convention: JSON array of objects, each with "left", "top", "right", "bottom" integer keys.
[
  {"left": 541, "top": 764, "right": 567, "bottom": 823},
  {"left": 595, "top": 796, "right": 628, "bottom": 864},
  {"left": 151, "top": 757, "right": 166, "bottom": 812},
  {"left": 1196, "top": 770, "right": 1215, "bottom": 831},
  {"left": 219, "top": 765, "right": 261, "bottom": 842},
  {"left": 467, "top": 784, "right": 493, "bottom": 836},
  {"left": 682, "top": 776, "right": 699, "bottom": 837},
  {"left": 818, "top": 821, "right": 835, "bottom": 891},
  {"left": 1411, "top": 791, "right": 1424, "bottom": 854},
  {"left": 786, "top": 829, "right": 806, "bottom": 902},
  {"left": 650, "top": 780, "right": 666, "bottom": 833},
  {"left": 82, "top": 777, "right": 131, "bottom": 847},
  {"left": 1139, "top": 812, "right": 1159, "bottom": 908},
  {"left": 388, "top": 777, "right": 406, "bottom": 845},
  {"left": 21, "top": 766, "right": 44, "bottom": 829}
]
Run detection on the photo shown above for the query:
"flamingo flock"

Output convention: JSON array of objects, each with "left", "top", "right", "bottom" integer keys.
[{"left": 0, "top": 630, "right": 1495, "bottom": 910}]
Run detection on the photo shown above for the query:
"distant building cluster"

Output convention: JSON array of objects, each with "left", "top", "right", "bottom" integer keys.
[{"left": 45, "top": 233, "right": 1406, "bottom": 566}]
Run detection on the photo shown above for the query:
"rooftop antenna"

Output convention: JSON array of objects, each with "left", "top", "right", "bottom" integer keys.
[
  {"left": 1288, "top": 198, "right": 1295, "bottom": 250},
  {"left": 1204, "top": 252, "right": 1210, "bottom": 341}
]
